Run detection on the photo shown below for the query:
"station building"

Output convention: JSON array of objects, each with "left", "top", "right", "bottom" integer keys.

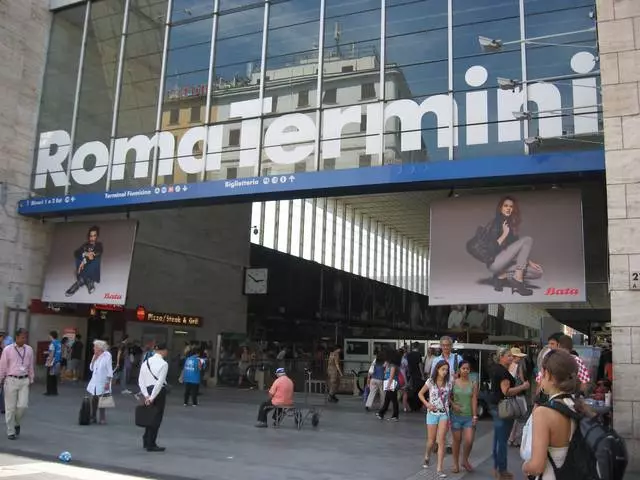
[{"left": 1, "top": 0, "right": 640, "bottom": 466}]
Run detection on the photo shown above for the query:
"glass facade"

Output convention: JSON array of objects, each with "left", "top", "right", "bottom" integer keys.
[{"left": 33, "top": 0, "right": 600, "bottom": 195}]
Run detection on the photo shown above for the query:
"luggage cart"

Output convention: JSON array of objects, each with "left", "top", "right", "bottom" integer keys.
[
  {"left": 274, "top": 369, "right": 325, "bottom": 430},
  {"left": 297, "top": 368, "right": 325, "bottom": 429}
]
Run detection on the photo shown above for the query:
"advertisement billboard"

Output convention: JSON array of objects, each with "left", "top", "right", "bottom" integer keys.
[
  {"left": 428, "top": 190, "right": 586, "bottom": 305},
  {"left": 42, "top": 220, "right": 138, "bottom": 305}
]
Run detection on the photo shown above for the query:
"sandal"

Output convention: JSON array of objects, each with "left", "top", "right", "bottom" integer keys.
[
  {"left": 462, "top": 461, "right": 474, "bottom": 472},
  {"left": 423, "top": 457, "right": 430, "bottom": 468},
  {"left": 451, "top": 467, "right": 460, "bottom": 474}
]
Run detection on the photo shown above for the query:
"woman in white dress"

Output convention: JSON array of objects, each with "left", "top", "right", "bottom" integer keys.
[
  {"left": 86, "top": 340, "right": 113, "bottom": 425},
  {"left": 521, "top": 349, "right": 591, "bottom": 479}
]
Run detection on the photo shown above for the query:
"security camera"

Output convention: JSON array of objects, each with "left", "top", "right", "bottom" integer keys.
[{"left": 524, "top": 136, "right": 542, "bottom": 147}]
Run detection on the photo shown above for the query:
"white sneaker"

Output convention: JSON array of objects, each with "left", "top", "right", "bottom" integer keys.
[{"left": 121, "top": 389, "right": 132, "bottom": 394}]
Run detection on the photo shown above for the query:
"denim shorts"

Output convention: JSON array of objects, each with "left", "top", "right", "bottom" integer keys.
[
  {"left": 450, "top": 414, "right": 474, "bottom": 431},
  {"left": 426, "top": 411, "right": 449, "bottom": 425}
]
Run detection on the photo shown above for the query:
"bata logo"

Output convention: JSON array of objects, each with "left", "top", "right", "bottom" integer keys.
[
  {"left": 33, "top": 52, "right": 598, "bottom": 189},
  {"left": 544, "top": 288, "right": 580, "bottom": 296},
  {"left": 104, "top": 293, "right": 123, "bottom": 300}
]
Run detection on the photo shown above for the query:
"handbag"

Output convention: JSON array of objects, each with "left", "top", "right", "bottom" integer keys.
[
  {"left": 498, "top": 395, "right": 528, "bottom": 419},
  {"left": 383, "top": 379, "right": 398, "bottom": 391},
  {"left": 466, "top": 221, "right": 496, "bottom": 264},
  {"left": 98, "top": 393, "right": 115, "bottom": 409},
  {"left": 520, "top": 414, "right": 533, "bottom": 461},
  {"left": 135, "top": 404, "right": 158, "bottom": 428}
]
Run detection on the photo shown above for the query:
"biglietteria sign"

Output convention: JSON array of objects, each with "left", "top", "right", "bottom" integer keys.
[{"left": 34, "top": 54, "right": 598, "bottom": 189}]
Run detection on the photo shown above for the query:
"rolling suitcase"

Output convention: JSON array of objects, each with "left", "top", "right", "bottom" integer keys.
[{"left": 78, "top": 396, "right": 91, "bottom": 425}]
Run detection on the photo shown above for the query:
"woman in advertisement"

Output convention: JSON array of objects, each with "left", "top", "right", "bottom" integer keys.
[{"left": 481, "top": 196, "right": 543, "bottom": 296}]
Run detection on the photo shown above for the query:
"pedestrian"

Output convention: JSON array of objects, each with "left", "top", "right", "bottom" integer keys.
[
  {"left": 419, "top": 360, "right": 452, "bottom": 477},
  {"left": 522, "top": 349, "right": 586, "bottom": 479},
  {"left": 69, "top": 334, "right": 83, "bottom": 381},
  {"left": 0, "top": 331, "right": 5, "bottom": 415},
  {"left": 508, "top": 347, "right": 528, "bottom": 447},
  {"left": 365, "top": 351, "right": 386, "bottom": 411},
  {"left": 44, "top": 330, "right": 61, "bottom": 396},
  {"left": 376, "top": 349, "right": 400, "bottom": 421},
  {"left": 255, "top": 367, "right": 295, "bottom": 428},
  {"left": 431, "top": 336, "right": 464, "bottom": 454},
  {"left": 490, "top": 347, "right": 530, "bottom": 480},
  {"left": 450, "top": 360, "right": 478, "bottom": 473},
  {"left": 116, "top": 335, "right": 132, "bottom": 394},
  {"left": 86, "top": 340, "right": 113, "bottom": 425},
  {"left": 0, "top": 328, "right": 35, "bottom": 440},
  {"left": 60, "top": 337, "right": 70, "bottom": 382},
  {"left": 326, "top": 345, "right": 343, "bottom": 403},
  {"left": 137, "top": 343, "right": 169, "bottom": 452},
  {"left": 183, "top": 349, "right": 201, "bottom": 406}
]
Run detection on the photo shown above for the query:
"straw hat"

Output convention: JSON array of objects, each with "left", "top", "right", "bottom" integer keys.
[{"left": 510, "top": 347, "right": 527, "bottom": 357}]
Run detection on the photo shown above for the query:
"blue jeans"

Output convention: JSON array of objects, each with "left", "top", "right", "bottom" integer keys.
[{"left": 490, "top": 408, "right": 514, "bottom": 473}]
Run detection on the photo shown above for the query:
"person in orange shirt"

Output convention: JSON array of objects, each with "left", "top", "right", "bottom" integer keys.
[{"left": 255, "top": 368, "right": 294, "bottom": 428}]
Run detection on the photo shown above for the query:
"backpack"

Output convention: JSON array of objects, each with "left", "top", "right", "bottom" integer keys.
[{"left": 542, "top": 397, "right": 627, "bottom": 480}]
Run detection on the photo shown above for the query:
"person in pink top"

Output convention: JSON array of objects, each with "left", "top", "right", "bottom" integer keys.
[
  {"left": 255, "top": 368, "right": 294, "bottom": 428},
  {"left": 0, "top": 328, "right": 35, "bottom": 440}
]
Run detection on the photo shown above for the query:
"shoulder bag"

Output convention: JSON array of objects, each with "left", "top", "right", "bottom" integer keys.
[
  {"left": 498, "top": 395, "right": 528, "bottom": 419},
  {"left": 466, "top": 220, "right": 497, "bottom": 265}
]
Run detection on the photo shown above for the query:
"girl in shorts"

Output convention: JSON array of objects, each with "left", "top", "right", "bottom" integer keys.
[
  {"left": 450, "top": 360, "right": 478, "bottom": 473},
  {"left": 418, "top": 360, "right": 452, "bottom": 478}
]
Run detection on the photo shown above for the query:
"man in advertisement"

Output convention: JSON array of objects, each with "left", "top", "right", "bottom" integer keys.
[
  {"left": 65, "top": 225, "right": 103, "bottom": 297},
  {"left": 0, "top": 329, "right": 35, "bottom": 440}
]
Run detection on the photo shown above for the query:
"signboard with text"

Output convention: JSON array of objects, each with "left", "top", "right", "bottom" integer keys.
[
  {"left": 140, "top": 311, "right": 203, "bottom": 328},
  {"left": 18, "top": 150, "right": 604, "bottom": 217}
]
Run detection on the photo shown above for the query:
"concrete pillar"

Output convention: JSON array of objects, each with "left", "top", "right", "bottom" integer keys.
[
  {"left": 598, "top": 0, "right": 640, "bottom": 468},
  {"left": 0, "top": 1, "right": 53, "bottom": 323}
]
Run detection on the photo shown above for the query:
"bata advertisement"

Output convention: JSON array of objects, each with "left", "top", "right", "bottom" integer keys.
[
  {"left": 42, "top": 221, "right": 138, "bottom": 305},
  {"left": 428, "top": 190, "right": 586, "bottom": 305}
]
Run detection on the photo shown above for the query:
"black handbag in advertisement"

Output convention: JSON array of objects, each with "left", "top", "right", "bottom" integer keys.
[
  {"left": 135, "top": 404, "right": 158, "bottom": 428},
  {"left": 466, "top": 221, "right": 496, "bottom": 264}
]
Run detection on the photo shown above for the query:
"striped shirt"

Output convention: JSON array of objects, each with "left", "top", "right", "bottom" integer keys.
[{"left": 536, "top": 353, "right": 590, "bottom": 384}]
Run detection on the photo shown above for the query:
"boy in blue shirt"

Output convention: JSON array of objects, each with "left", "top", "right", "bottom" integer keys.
[{"left": 183, "top": 350, "right": 202, "bottom": 406}]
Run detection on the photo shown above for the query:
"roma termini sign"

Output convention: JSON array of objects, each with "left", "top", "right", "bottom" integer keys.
[{"left": 33, "top": 54, "right": 599, "bottom": 190}]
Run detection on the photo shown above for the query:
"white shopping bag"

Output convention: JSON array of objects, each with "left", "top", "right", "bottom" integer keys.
[{"left": 520, "top": 414, "right": 533, "bottom": 461}]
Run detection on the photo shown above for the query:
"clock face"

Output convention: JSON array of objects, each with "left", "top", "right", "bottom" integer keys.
[{"left": 244, "top": 268, "right": 268, "bottom": 295}]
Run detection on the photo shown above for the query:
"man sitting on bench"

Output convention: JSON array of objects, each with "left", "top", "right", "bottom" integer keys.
[{"left": 255, "top": 368, "right": 294, "bottom": 428}]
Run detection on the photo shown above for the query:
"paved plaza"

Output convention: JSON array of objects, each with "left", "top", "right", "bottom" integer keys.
[{"left": 0, "top": 384, "right": 526, "bottom": 480}]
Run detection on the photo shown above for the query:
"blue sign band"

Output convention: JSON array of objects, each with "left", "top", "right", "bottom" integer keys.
[{"left": 18, "top": 149, "right": 604, "bottom": 216}]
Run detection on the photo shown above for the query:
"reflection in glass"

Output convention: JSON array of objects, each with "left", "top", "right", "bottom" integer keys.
[
  {"left": 320, "top": 0, "right": 382, "bottom": 171},
  {"left": 260, "top": 0, "right": 321, "bottom": 177},
  {"left": 72, "top": 0, "right": 126, "bottom": 194},
  {"left": 114, "top": 0, "right": 167, "bottom": 190},
  {"left": 33, "top": 4, "right": 86, "bottom": 196}
]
